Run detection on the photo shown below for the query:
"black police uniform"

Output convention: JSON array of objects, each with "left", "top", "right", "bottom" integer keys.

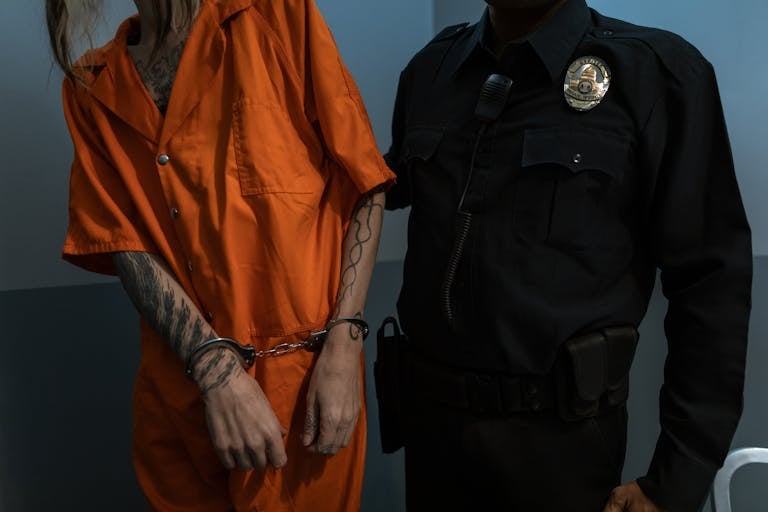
[{"left": 384, "top": 1, "right": 752, "bottom": 510}]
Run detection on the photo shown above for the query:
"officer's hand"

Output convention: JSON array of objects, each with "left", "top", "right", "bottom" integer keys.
[
  {"left": 603, "top": 481, "right": 665, "bottom": 512},
  {"left": 195, "top": 349, "right": 288, "bottom": 471},
  {"left": 301, "top": 327, "right": 362, "bottom": 455}
]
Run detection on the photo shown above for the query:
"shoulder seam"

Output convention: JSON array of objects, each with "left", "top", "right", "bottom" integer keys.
[{"left": 428, "top": 22, "right": 470, "bottom": 46}]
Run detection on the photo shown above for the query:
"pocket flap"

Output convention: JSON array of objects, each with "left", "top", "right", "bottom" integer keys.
[
  {"left": 401, "top": 126, "right": 445, "bottom": 162},
  {"left": 522, "top": 128, "right": 631, "bottom": 178}
]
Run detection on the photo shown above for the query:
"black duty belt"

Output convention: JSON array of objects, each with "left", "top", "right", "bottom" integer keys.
[{"left": 407, "top": 358, "right": 556, "bottom": 415}]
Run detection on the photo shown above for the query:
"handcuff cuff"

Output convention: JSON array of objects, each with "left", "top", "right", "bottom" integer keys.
[{"left": 184, "top": 317, "right": 369, "bottom": 378}]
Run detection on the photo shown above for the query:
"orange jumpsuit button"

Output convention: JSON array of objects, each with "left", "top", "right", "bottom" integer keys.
[{"left": 157, "top": 154, "right": 170, "bottom": 165}]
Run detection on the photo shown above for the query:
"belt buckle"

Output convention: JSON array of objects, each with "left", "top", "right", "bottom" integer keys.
[{"left": 466, "top": 372, "right": 502, "bottom": 414}]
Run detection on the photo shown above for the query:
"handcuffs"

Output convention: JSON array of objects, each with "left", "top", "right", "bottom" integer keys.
[{"left": 184, "top": 317, "right": 369, "bottom": 378}]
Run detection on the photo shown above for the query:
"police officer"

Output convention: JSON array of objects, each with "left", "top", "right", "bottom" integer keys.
[{"left": 384, "top": 0, "right": 752, "bottom": 510}]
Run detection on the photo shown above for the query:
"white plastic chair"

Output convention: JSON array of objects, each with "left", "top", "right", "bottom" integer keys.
[{"left": 710, "top": 447, "right": 768, "bottom": 512}]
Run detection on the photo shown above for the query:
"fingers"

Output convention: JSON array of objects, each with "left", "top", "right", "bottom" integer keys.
[
  {"left": 603, "top": 486, "right": 628, "bottom": 512},
  {"left": 315, "top": 415, "right": 343, "bottom": 455},
  {"left": 217, "top": 427, "right": 284, "bottom": 472},
  {"left": 218, "top": 448, "right": 237, "bottom": 471},
  {"left": 245, "top": 419, "right": 286, "bottom": 470},
  {"left": 204, "top": 372, "right": 289, "bottom": 472},
  {"left": 315, "top": 411, "right": 358, "bottom": 455},
  {"left": 232, "top": 446, "right": 256, "bottom": 472},
  {"left": 265, "top": 434, "right": 288, "bottom": 468},
  {"left": 306, "top": 396, "right": 360, "bottom": 455},
  {"left": 341, "top": 425, "right": 354, "bottom": 448},
  {"left": 609, "top": 482, "right": 664, "bottom": 512},
  {"left": 602, "top": 500, "right": 623, "bottom": 512},
  {"left": 207, "top": 414, "right": 237, "bottom": 471},
  {"left": 208, "top": 409, "right": 286, "bottom": 471},
  {"left": 302, "top": 397, "right": 319, "bottom": 447}
]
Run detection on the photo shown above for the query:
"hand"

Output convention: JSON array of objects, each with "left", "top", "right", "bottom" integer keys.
[
  {"left": 301, "top": 325, "right": 363, "bottom": 455},
  {"left": 194, "top": 349, "right": 288, "bottom": 471},
  {"left": 603, "top": 482, "right": 665, "bottom": 512}
]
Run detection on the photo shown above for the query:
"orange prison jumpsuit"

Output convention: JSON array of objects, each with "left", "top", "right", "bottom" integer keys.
[{"left": 60, "top": 0, "right": 395, "bottom": 510}]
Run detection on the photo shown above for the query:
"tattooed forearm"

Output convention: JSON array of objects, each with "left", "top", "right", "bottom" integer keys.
[
  {"left": 329, "top": 191, "right": 385, "bottom": 345},
  {"left": 336, "top": 193, "right": 384, "bottom": 306},
  {"left": 113, "top": 252, "right": 210, "bottom": 360},
  {"left": 113, "top": 252, "right": 239, "bottom": 392},
  {"left": 199, "top": 355, "right": 240, "bottom": 395}
]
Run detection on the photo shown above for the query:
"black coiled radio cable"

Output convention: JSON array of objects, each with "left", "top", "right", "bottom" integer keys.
[
  {"left": 441, "top": 74, "right": 514, "bottom": 327},
  {"left": 441, "top": 129, "right": 484, "bottom": 325}
]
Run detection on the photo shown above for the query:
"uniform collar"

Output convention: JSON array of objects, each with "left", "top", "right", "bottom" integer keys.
[{"left": 450, "top": 0, "right": 592, "bottom": 82}]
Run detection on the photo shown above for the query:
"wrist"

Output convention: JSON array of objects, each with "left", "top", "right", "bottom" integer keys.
[
  {"left": 321, "top": 317, "right": 368, "bottom": 350},
  {"left": 323, "top": 333, "right": 364, "bottom": 356},
  {"left": 328, "top": 317, "right": 369, "bottom": 340},
  {"left": 185, "top": 337, "right": 255, "bottom": 377},
  {"left": 190, "top": 347, "right": 246, "bottom": 395}
]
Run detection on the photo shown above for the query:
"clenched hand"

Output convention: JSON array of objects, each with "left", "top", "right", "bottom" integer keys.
[
  {"left": 603, "top": 482, "right": 665, "bottom": 512},
  {"left": 194, "top": 349, "right": 288, "bottom": 471},
  {"left": 301, "top": 328, "right": 363, "bottom": 455}
]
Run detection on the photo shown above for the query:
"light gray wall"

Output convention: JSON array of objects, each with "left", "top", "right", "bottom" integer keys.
[
  {"left": 0, "top": 0, "right": 429, "bottom": 292},
  {"left": 432, "top": 0, "right": 484, "bottom": 32},
  {"left": 0, "top": 1, "right": 136, "bottom": 292}
]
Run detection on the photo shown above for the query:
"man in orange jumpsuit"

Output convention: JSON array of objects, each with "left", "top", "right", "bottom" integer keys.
[{"left": 47, "top": 0, "right": 395, "bottom": 510}]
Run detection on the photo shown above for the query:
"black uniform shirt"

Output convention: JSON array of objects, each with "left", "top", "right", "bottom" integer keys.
[{"left": 385, "top": 1, "right": 752, "bottom": 510}]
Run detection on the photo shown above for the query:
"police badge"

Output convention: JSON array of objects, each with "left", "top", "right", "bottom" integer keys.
[{"left": 564, "top": 56, "right": 611, "bottom": 112}]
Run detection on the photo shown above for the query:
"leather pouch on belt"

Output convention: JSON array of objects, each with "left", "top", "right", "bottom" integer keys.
[
  {"left": 556, "top": 326, "right": 639, "bottom": 421},
  {"left": 374, "top": 317, "right": 407, "bottom": 453}
]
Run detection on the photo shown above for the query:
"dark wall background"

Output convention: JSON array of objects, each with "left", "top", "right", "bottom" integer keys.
[{"left": 1, "top": 259, "right": 766, "bottom": 511}]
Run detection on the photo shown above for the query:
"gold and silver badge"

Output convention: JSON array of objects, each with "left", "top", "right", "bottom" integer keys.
[{"left": 564, "top": 56, "right": 611, "bottom": 112}]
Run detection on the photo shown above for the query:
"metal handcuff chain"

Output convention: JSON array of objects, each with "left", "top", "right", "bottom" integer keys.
[
  {"left": 185, "top": 318, "right": 368, "bottom": 378},
  {"left": 251, "top": 317, "right": 370, "bottom": 358}
]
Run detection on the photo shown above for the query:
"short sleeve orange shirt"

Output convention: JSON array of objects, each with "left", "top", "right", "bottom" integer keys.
[{"left": 62, "top": 0, "right": 395, "bottom": 366}]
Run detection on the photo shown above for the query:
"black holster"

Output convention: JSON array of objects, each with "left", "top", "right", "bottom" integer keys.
[
  {"left": 374, "top": 317, "right": 407, "bottom": 453},
  {"left": 555, "top": 326, "right": 639, "bottom": 421}
]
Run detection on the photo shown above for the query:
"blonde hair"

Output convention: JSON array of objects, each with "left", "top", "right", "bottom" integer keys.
[{"left": 46, "top": 0, "right": 200, "bottom": 81}]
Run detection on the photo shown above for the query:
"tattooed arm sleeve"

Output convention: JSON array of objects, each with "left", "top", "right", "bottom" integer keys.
[
  {"left": 112, "top": 251, "right": 240, "bottom": 393},
  {"left": 330, "top": 189, "right": 386, "bottom": 339}
]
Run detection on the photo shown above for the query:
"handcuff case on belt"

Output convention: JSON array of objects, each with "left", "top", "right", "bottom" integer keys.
[{"left": 556, "top": 326, "right": 639, "bottom": 421}]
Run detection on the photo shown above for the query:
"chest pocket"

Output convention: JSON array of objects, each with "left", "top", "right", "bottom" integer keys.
[
  {"left": 232, "top": 97, "right": 326, "bottom": 196},
  {"left": 389, "top": 127, "right": 446, "bottom": 208},
  {"left": 515, "top": 128, "right": 632, "bottom": 249}
]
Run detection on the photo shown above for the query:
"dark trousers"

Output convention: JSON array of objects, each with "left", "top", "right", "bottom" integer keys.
[{"left": 403, "top": 398, "right": 627, "bottom": 511}]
